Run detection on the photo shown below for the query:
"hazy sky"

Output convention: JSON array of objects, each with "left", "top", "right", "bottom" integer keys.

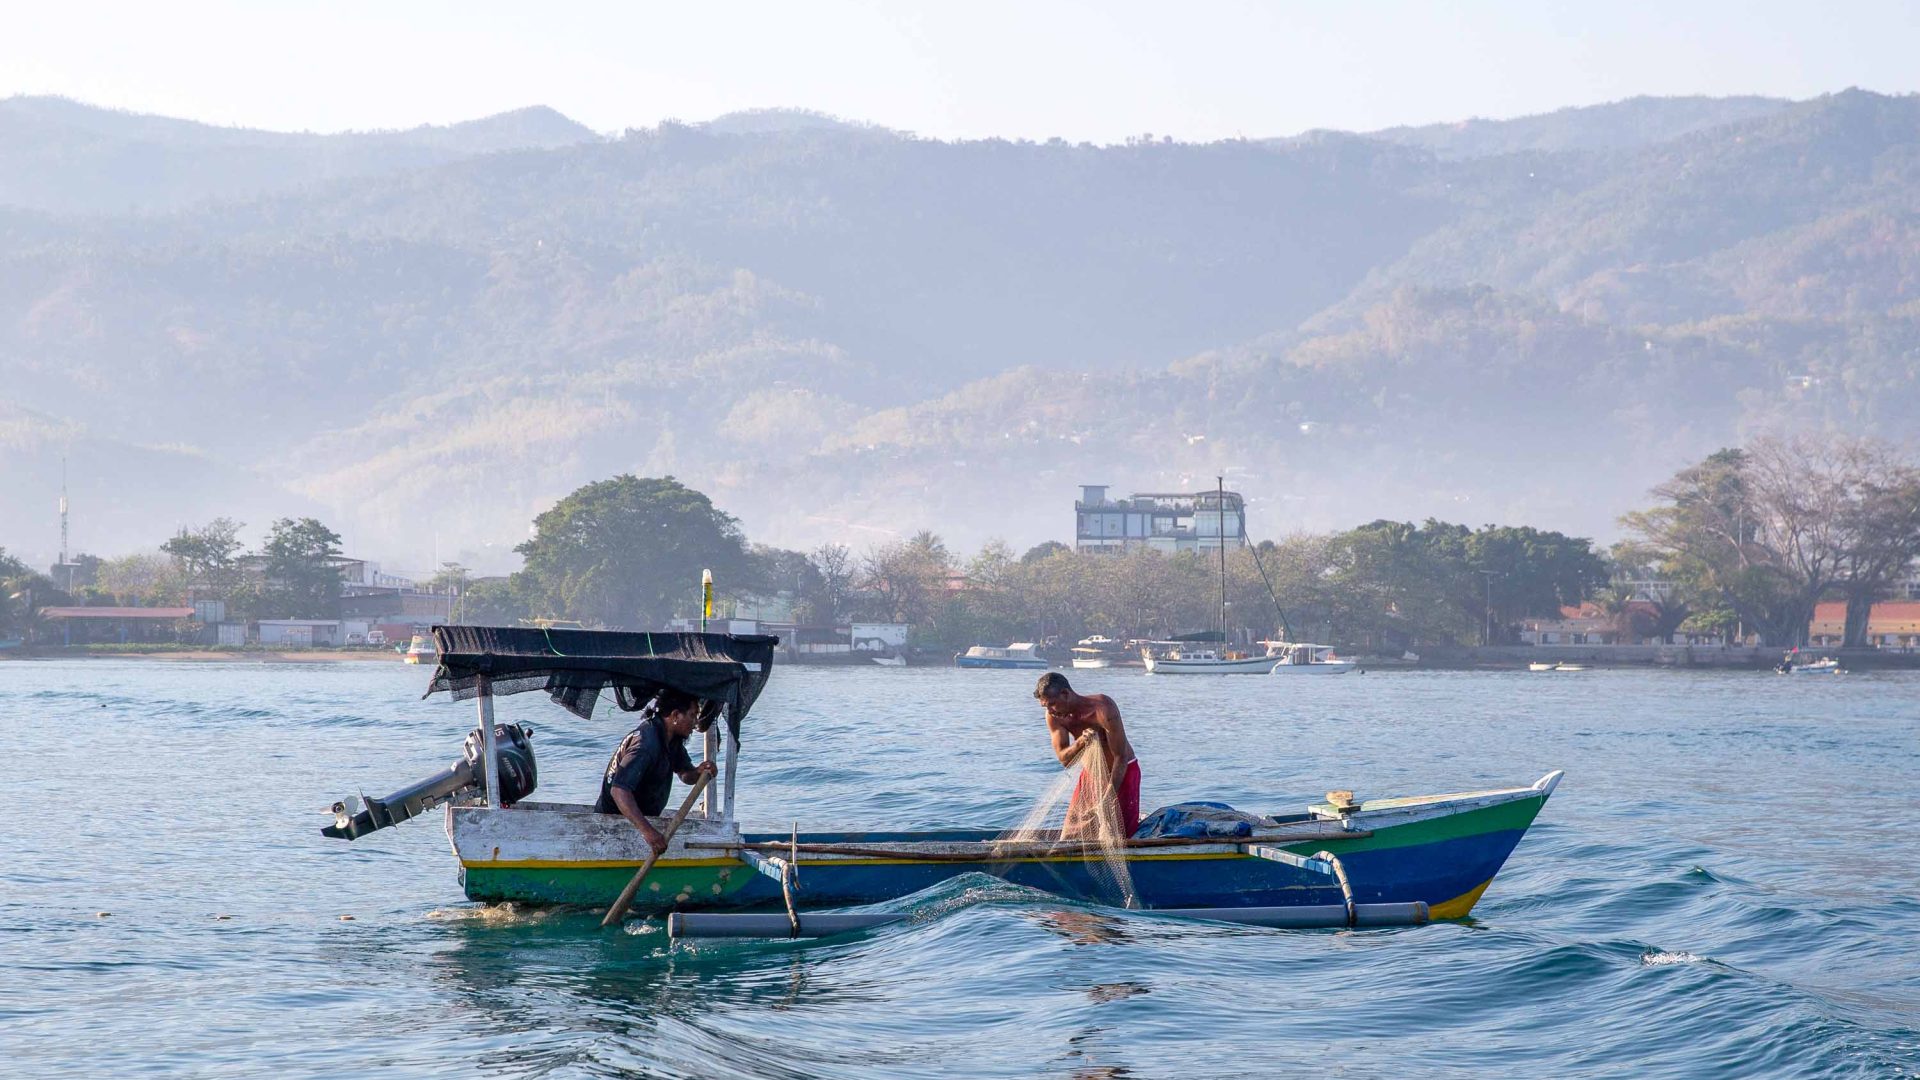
[{"left": 6, "top": 0, "right": 1919, "bottom": 141}]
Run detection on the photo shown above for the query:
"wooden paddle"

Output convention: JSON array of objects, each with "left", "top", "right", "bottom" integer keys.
[{"left": 601, "top": 770, "right": 714, "bottom": 927}]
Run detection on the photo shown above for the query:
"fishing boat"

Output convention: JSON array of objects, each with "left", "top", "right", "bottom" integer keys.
[
  {"left": 870, "top": 653, "right": 907, "bottom": 667},
  {"left": 1266, "top": 642, "right": 1357, "bottom": 675},
  {"left": 322, "top": 626, "right": 1562, "bottom": 935},
  {"left": 402, "top": 633, "right": 436, "bottom": 665},
  {"left": 1777, "top": 655, "right": 1844, "bottom": 674},
  {"left": 1070, "top": 636, "right": 1122, "bottom": 669},
  {"left": 954, "top": 642, "right": 1050, "bottom": 669}
]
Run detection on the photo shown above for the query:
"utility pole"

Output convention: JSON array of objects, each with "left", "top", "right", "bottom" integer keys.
[
  {"left": 58, "top": 457, "right": 70, "bottom": 593},
  {"left": 1478, "top": 569, "right": 1499, "bottom": 646}
]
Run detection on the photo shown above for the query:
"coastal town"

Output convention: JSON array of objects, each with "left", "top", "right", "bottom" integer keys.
[{"left": 7, "top": 438, "right": 1919, "bottom": 667}]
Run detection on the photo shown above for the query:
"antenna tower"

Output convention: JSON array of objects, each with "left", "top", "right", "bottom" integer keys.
[{"left": 59, "top": 457, "right": 71, "bottom": 591}]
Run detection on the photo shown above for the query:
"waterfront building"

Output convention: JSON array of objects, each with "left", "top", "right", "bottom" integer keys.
[{"left": 1073, "top": 484, "right": 1247, "bottom": 555}]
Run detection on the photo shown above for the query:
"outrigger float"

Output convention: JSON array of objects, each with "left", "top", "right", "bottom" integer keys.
[{"left": 324, "top": 625, "right": 1562, "bottom": 939}]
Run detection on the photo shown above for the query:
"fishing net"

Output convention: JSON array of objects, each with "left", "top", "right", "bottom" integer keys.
[{"left": 994, "top": 733, "right": 1138, "bottom": 909}]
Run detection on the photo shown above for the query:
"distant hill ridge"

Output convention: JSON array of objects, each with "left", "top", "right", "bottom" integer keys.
[{"left": 2, "top": 90, "right": 1917, "bottom": 569}]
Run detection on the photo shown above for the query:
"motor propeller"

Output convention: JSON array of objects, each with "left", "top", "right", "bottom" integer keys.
[{"left": 323, "top": 723, "right": 536, "bottom": 840}]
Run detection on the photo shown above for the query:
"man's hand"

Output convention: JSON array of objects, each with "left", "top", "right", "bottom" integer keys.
[
  {"left": 697, "top": 761, "right": 718, "bottom": 778},
  {"left": 640, "top": 822, "right": 670, "bottom": 857}
]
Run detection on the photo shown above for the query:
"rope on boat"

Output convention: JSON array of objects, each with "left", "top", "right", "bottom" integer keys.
[{"left": 1314, "top": 851, "right": 1356, "bottom": 927}]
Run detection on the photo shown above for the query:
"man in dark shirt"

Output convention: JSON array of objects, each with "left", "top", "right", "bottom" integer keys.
[{"left": 595, "top": 688, "right": 717, "bottom": 855}]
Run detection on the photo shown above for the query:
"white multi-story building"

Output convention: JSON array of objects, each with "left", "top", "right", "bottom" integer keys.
[{"left": 1073, "top": 484, "right": 1247, "bottom": 555}]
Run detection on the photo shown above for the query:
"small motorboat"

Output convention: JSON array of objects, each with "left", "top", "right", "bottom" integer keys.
[
  {"left": 1553, "top": 663, "right": 1589, "bottom": 672},
  {"left": 954, "top": 643, "right": 1050, "bottom": 670},
  {"left": 1527, "top": 661, "right": 1558, "bottom": 672},
  {"left": 1777, "top": 656, "right": 1844, "bottom": 674},
  {"left": 1265, "top": 642, "right": 1357, "bottom": 675}
]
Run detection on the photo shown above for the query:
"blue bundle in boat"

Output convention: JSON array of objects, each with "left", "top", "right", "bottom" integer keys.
[{"left": 1133, "top": 802, "right": 1270, "bottom": 839}]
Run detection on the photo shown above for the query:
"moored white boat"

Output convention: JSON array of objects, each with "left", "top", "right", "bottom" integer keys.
[
  {"left": 1527, "top": 661, "right": 1558, "bottom": 672},
  {"left": 1265, "top": 642, "right": 1357, "bottom": 675},
  {"left": 954, "top": 642, "right": 1050, "bottom": 669},
  {"left": 1142, "top": 644, "right": 1278, "bottom": 674}
]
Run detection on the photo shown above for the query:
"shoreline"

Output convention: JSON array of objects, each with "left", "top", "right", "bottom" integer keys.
[{"left": 0, "top": 648, "right": 413, "bottom": 663}]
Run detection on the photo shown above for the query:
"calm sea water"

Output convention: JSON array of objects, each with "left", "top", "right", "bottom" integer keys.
[{"left": 5, "top": 659, "right": 1918, "bottom": 1078}]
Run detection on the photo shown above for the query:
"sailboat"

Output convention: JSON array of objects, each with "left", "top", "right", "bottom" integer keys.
[{"left": 1143, "top": 477, "right": 1277, "bottom": 675}]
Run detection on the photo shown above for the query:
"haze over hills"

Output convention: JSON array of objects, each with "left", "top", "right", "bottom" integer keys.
[{"left": 2, "top": 90, "right": 1917, "bottom": 572}]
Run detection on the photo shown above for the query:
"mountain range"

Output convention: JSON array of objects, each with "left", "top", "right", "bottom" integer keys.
[{"left": 2, "top": 90, "right": 1916, "bottom": 573}]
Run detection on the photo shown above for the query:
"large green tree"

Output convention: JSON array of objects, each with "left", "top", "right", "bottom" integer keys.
[
  {"left": 514, "top": 475, "right": 749, "bottom": 629},
  {"left": 162, "top": 518, "right": 247, "bottom": 601},
  {"left": 258, "top": 517, "right": 345, "bottom": 619}
]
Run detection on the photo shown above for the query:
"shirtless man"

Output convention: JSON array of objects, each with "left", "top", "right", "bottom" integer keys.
[{"left": 1033, "top": 672, "right": 1141, "bottom": 840}]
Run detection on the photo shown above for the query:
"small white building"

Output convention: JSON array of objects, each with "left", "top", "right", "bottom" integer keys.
[
  {"left": 851, "top": 623, "right": 909, "bottom": 651},
  {"left": 255, "top": 619, "right": 370, "bottom": 647}
]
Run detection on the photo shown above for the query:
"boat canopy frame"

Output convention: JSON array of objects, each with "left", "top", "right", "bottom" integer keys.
[
  {"left": 423, "top": 625, "right": 778, "bottom": 739},
  {"left": 423, "top": 625, "right": 779, "bottom": 820}
]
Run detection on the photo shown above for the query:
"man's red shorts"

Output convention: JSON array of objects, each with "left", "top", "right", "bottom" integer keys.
[{"left": 1069, "top": 758, "right": 1142, "bottom": 838}]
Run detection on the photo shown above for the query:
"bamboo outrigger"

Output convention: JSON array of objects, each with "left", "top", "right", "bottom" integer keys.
[{"left": 322, "top": 625, "right": 1562, "bottom": 938}]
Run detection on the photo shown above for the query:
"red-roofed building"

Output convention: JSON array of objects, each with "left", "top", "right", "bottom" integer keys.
[
  {"left": 1808, "top": 601, "right": 1920, "bottom": 649},
  {"left": 37, "top": 607, "right": 198, "bottom": 646},
  {"left": 1519, "top": 601, "right": 1727, "bottom": 647}
]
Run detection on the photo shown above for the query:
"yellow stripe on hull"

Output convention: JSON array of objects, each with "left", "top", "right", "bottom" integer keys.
[
  {"left": 1428, "top": 877, "right": 1495, "bottom": 920},
  {"left": 462, "top": 851, "right": 1239, "bottom": 872}
]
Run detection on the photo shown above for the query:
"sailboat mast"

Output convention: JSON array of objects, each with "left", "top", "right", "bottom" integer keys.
[{"left": 1217, "top": 475, "right": 1228, "bottom": 646}]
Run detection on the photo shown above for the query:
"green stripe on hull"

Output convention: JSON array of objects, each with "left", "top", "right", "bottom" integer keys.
[
  {"left": 464, "top": 863, "right": 747, "bottom": 908},
  {"left": 1294, "top": 793, "right": 1547, "bottom": 859}
]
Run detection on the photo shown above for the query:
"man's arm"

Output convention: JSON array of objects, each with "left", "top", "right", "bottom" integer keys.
[
  {"left": 1049, "top": 714, "right": 1093, "bottom": 767},
  {"left": 609, "top": 786, "right": 669, "bottom": 855}
]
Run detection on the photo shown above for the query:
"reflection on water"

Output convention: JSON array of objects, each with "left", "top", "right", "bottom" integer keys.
[{"left": 6, "top": 661, "right": 1920, "bottom": 1077}]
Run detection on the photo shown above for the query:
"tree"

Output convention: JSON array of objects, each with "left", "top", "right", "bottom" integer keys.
[
  {"left": 0, "top": 548, "right": 56, "bottom": 642},
  {"left": 258, "top": 517, "right": 345, "bottom": 619},
  {"left": 1608, "top": 541, "right": 1694, "bottom": 644},
  {"left": 514, "top": 475, "right": 749, "bottom": 629},
  {"left": 1831, "top": 449, "right": 1920, "bottom": 646},
  {"left": 455, "top": 577, "right": 525, "bottom": 625},
  {"left": 859, "top": 533, "right": 954, "bottom": 628},
  {"left": 93, "top": 553, "right": 185, "bottom": 606},
  {"left": 1021, "top": 541, "right": 1072, "bottom": 564},
  {"left": 746, "top": 544, "right": 830, "bottom": 623},
  {"left": 162, "top": 518, "right": 246, "bottom": 600},
  {"left": 1624, "top": 437, "right": 1909, "bottom": 647},
  {"left": 810, "top": 543, "right": 855, "bottom": 625}
]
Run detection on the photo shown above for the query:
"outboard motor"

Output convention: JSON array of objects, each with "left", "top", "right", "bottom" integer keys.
[{"left": 323, "top": 724, "right": 537, "bottom": 840}]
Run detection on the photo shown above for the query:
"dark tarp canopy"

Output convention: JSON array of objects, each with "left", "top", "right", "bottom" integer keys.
[
  {"left": 424, "top": 625, "right": 778, "bottom": 739},
  {"left": 1170, "top": 630, "right": 1228, "bottom": 643}
]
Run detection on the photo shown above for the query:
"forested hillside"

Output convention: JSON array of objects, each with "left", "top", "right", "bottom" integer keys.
[{"left": 3, "top": 91, "right": 1917, "bottom": 569}]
